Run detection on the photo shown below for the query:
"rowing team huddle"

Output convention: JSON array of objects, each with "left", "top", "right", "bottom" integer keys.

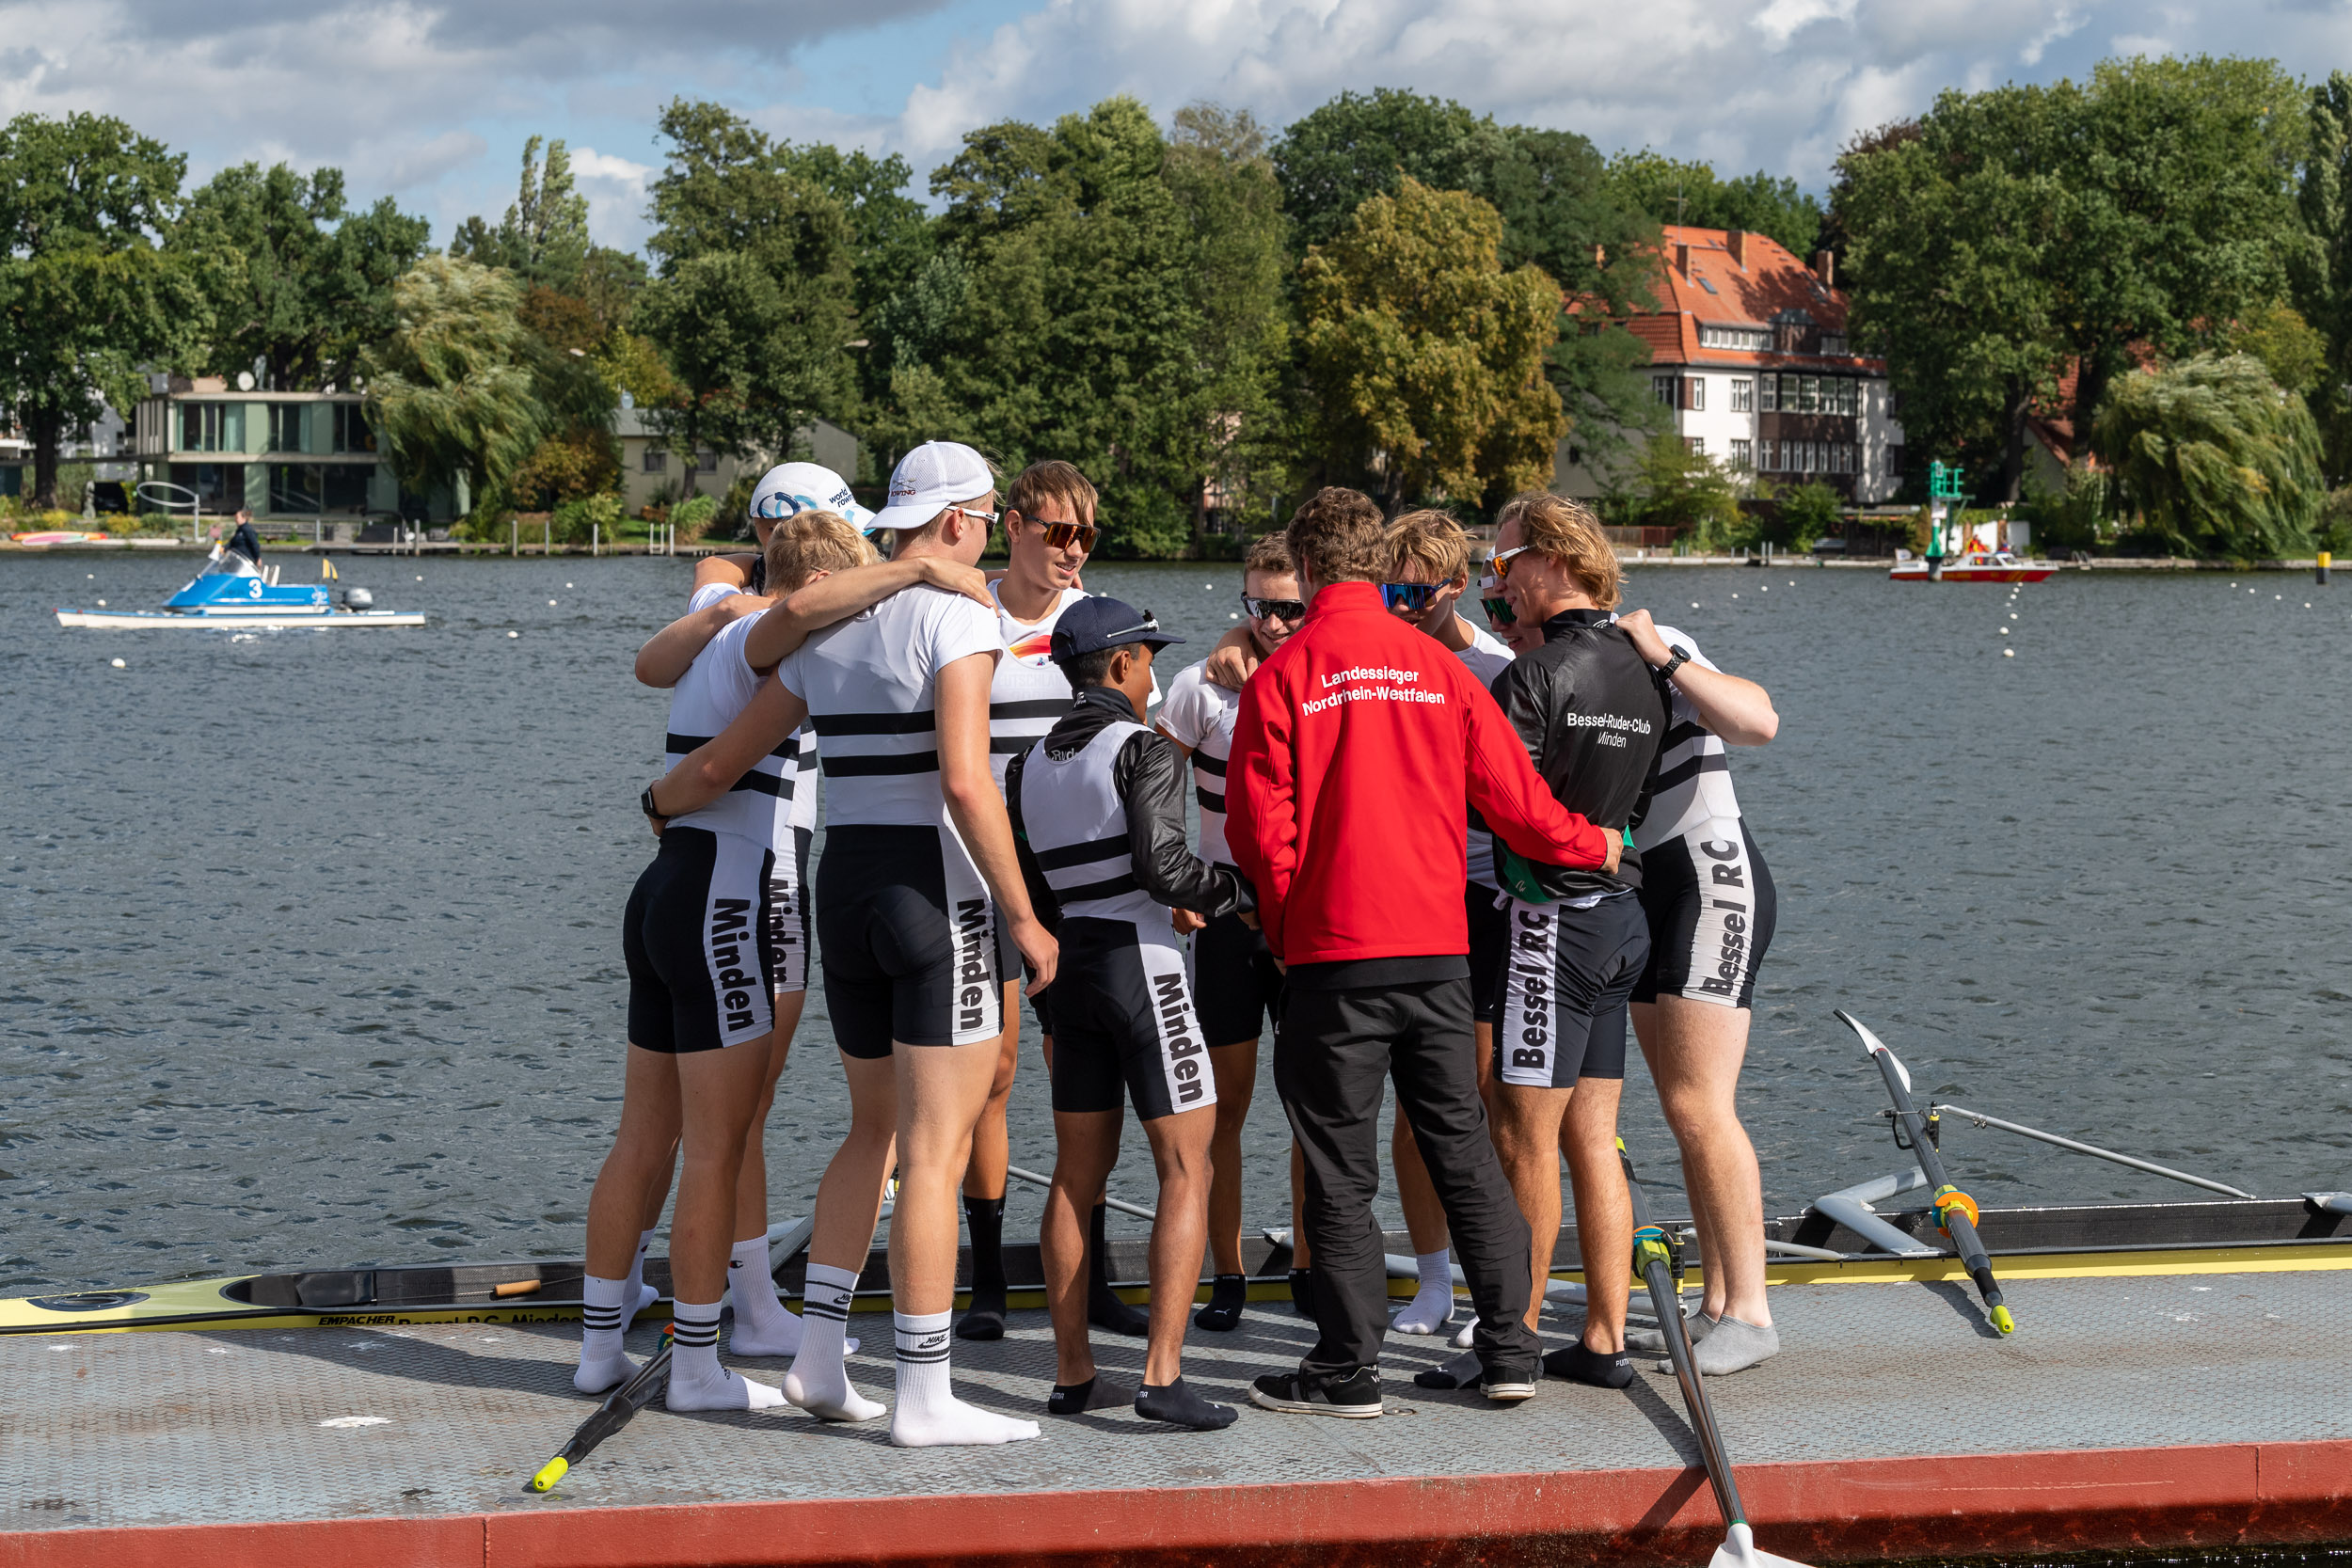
[{"left": 576, "top": 444, "right": 1782, "bottom": 1447}]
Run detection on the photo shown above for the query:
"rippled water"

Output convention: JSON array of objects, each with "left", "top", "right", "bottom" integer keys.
[{"left": 4, "top": 550, "right": 2349, "bottom": 1291}]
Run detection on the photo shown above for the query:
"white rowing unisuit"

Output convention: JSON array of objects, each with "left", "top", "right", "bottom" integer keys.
[
  {"left": 1154, "top": 659, "right": 1236, "bottom": 867},
  {"left": 662, "top": 615, "right": 815, "bottom": 846},
  {"left": 1629, "top": 624, "right": 1742, "bottom": 851},
  {"left": 984, "top": 583, "right": 1162, "bottom": 789}
]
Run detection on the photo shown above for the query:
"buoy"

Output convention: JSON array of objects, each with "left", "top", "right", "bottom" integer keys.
[
  {"left": 1691, "top": 601, "right": 1700, "bottom": 608},
  {"left": 1759, "top": 586, "right": 1767, "bottom": 593},
  {"left": 416, "top": 575, "right": 423, "bottom": 581},
  {"left": 96, "top": 599, "right": 105, "bottom": 606},
  {"left": 87, "top": 573, "right": 94, "bottom": 579},
  {"left": 1999, "top": 627, "right": 2009, "bottom": 635},
  {"left": 507, "top": 630, "right": 520, "bottom": 639},
  {"left": 566, "top": 582, "right": 574, "bottom": 588},
  {"left": 1228, "top": 611, "right": 1239, "bottom": 619},
  {"left": 548, "top": 599, "right": 558, "bottom": 606},
  {"left": 109, "top": 657, "right": 126, "bottom": 669},
  {"left": 2003, "top": 647, "right": 2015, "bottom": 657}
]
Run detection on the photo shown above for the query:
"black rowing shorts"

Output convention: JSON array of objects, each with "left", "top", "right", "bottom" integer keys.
[
  {"left": 1493, "top": 892, "right": 1648, "bottom": 1089},
  {"left": 623, "top": 828, "right": 776, "bottom": 1054},
  {"left": 817, "top": 824, "right": 1004, "bottom": 1058},
  {"left": 768, "top": 824, "right": 813, "bottom": 995},
  {"left": 1633, "top": 821, "right": 1775, "bottom": 1010},
  {"left": 1190, "top": 881, "right": 1284, "bottom": 1048},
  {"left": 1466, "top": 880, "right": 1510, "bottom": 1026},
  {"left": 1049, "top": 919, "right": 1218, "bottom": 1120}
]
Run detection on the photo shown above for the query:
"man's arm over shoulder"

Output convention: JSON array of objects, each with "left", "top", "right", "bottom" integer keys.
[
  {"left": 1461, "top": 676, "right": 1613, "bottom": 873},
  {"left": 1118, "top": 731, "right": 1244, "bottom": 917}
]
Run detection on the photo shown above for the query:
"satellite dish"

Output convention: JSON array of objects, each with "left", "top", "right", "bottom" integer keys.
[{"left": 236, "top": 370, "right": 255, "bottom": 391}]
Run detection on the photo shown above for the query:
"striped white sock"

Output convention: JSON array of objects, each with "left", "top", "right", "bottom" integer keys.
[
  {"left": 622, "top": 1227, "right": 659, "bottom": 1316},
  {"left": 785, "top": 1263, "right": 882, "bottom": 1420},
  {"left": 666, "top": 1298, "right": 783, "bottom": 1412},
  {"left": 887, "top": 1308, "right": 1037, "bottom": 1449},
  {"left": 575, "top": 1275, "right": 634, "bottom": 1393}
]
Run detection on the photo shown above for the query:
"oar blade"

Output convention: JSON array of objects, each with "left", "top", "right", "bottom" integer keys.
[{"left": 1712, "top": 1522, "right": 1815, "bottom": 1568}]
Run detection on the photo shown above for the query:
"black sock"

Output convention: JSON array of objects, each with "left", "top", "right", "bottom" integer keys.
[
  {"left": 1088, "top": 1202, "right": 1149, "bottom": 1336},
  {"left": 956, "top": 1196, "right": 1007, "bottom": 1340},
  {"left": 1193, "top": 1273, "right": 1248, "bottom": 1332},
  {"left": 1136, "top": 1377, "right": 1238, "bottom": 1431},
  {"left": 1287, "top": 1266, "right": 1318, "bottom": 1319},
  {"left": 1544, "top": 1338, "right": 1635, "bottom": 1389},
  {"left": 1046, "top": 1372, "right": 1135, "bottom": 1415}
]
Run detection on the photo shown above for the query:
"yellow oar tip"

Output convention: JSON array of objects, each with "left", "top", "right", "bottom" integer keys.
[
  {"left": 1991, "top": 1306, "right": 2016, "bottom": 1335},
  {"left": 527, "top": 1456, "right": 568, "bottom": 1493}
]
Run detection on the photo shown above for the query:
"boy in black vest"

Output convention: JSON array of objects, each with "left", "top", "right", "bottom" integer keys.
[{"left": 1006, "top": 597, "right": 1248, "bottom": 1431}]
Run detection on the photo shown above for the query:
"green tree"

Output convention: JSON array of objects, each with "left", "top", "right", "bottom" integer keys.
[
  {"left": 1606, "top": 436, "right": 1741, "bottom": 545},
  {"left": 177, "top": 162, "right": 427, "bottom": 389},
  {"left": 361, "top": 255, "right": 548, "bottom": 527},
  {"left": 2093, "top": 352, "right": 2321, "bottom": 557},
  {"left": 0, "top": 112, "right": 205, "bottom": 508},
  {"left": 1274, "top": 88, "right": 1488, "bottom": 254},
  {"left": 777, "top": 142, "right": 931, "bottom": 429},
  {"left": 2293, "top": 71, "right": 2352, "bottom": 480},
  {"left": 2222, "top": 299, "right": 2326, "bottom": 396},
  {"left": 452, "top": 135, "right": 591, "bottom": 292},
  {"left": 1603, "top": 150, "right": 1825, "bottom": 259},
  {"left": 1299, "top": 177, "right": 1565, "bottom": 511},
  {"left": 639, "top": 100, "right": 857, "bottom": 479}
]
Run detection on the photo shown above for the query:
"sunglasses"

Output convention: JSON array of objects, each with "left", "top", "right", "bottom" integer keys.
[
  {"left": 1039, "top": 519, "right": 1099, "bottom": 552},
  {"left": 1489, "top": 543, "right": 1535, "bottom": 581},
  {"left": 1242, "top": 594, "right": 1307, "bottom": 624},
  {"left": 1380, "top": 582, "right": 1441, "bottom": 613},
  {"left": 1483, "top": 597, "right": 1517, "bottom": 626},
  {"left": 950, "top": 504, "right": 1001, "bottom": 529}
]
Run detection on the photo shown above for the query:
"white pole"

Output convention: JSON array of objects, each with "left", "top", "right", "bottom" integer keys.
[{"left": 593, "top": 521, "right": 599, "bottom": 557}]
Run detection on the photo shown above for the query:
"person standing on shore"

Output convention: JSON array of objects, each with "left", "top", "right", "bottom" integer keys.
[
  {"left": 1227, "top": 486, "right": 1617, "bottom": 1418},
  {"left": 1006, "top": 597, "right": 1245, "bottom": 1430},
  {"left": 1418, "top": 492, "right": 1664, "bottom": 1397},
  {"left": 1613, "top": 605, "right": 1782, "bottom": 1375},
  {"left": 1153, "top": 532, "right": 1306, "bottom": 1332}
]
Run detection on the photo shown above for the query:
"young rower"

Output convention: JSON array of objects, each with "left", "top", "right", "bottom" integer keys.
[
  {"left": 1153, "top": 533, "right": 1304, "bottom": 1331},
  {"left": 1006, "top": 598, "right": 1244, "bottom": 1431}
]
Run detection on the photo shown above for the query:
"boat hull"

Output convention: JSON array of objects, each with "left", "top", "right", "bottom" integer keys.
[
  {"left": 1889, "top": 561, "right": 2056, "bottom": 582},
  {"left": 55, "top": 608, "right": 426, "bottom": 629}
]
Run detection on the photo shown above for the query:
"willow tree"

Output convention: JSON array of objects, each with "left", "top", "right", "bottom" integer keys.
[
  {"left": 1300, "top": 177, "right": 1565, "bottom": 512},
  {"left": 361, "top": 255, "right": 547, "bottom": 523},
  {"left": 2093, "top": 353, "right": 2320, "bottom": 558}
]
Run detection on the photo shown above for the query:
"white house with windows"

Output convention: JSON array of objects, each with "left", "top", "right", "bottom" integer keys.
[
  {"left": 1558, "top": 225, "right": 1905, "bottom": 505},
  {"left": 614, "top": 404, "right": 861, "bottom": 516}
]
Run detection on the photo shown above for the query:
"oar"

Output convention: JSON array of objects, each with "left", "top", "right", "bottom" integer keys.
[
  {"left": 1835, "top": 1010, "right": 2014, "bottom": 1335},
  {"left": 526, "top": 1215, "right": 820, "bottom": 1494},
  {"left": 1622, "top": 1145, "right": 1811, "bottom": 1568}
]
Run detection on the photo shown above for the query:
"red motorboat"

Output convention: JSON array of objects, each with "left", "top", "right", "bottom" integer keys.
[{"left": 1889, "top": 548, "right": 2056, "bottom": 583}]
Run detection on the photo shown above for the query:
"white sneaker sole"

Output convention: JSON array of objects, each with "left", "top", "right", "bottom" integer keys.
[{"left": 1248, "top": 1387, "right": 1383, "bottom": 1418}]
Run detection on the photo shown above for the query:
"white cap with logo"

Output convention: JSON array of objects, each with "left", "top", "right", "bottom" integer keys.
[
  {"left": 867, "top": 441, "right": 994, "bottom": 536},
  {"left": 748, "top": 462, "right": 876, "bottom": 531}
]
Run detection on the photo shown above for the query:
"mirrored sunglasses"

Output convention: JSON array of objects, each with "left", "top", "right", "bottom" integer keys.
[
  {"left": 1380, "top": 582, "right": 1440, "bottom": 613},
  {"left": 1041, "top": 520, "right": 1099, "bottom": 552},
  {"left": 1241, "top": 594, "right": 1306, "bottom": 623}
]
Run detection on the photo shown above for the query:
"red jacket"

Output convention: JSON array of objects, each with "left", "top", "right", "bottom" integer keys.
[{"left": 1227, "top": 580, "right": 1611, "bottom": 965}]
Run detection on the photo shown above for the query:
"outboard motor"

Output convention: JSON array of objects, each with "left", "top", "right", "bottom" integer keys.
[{"left": 342, "top": 586, "right": 374, "bottom": 610}]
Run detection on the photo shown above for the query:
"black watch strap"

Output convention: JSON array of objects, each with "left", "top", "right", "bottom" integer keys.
[
  {"left": 1660, "top": 646, "right": 1691, "bottom": 679},
  {"left": 641, "top": 784, "right": 666, "bottom": 819}
]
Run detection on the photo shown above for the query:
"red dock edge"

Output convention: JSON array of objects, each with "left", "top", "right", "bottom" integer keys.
[{"left": 4, "top": 1440, "right": 2346, "bottom": 1567}]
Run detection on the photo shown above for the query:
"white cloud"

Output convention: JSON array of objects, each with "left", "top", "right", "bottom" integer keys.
[{"left": 566, "top": 147, "right": 654, "bottom": 247}]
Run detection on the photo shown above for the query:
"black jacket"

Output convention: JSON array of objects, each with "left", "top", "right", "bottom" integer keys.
[
  {"left": 1005, "top": 687, "right": 1247, "bottom": 927},
  {"left": 1484, "top": 609, "right": 1666, "bottom": 899}
]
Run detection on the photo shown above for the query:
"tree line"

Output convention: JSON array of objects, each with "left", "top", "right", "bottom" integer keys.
[{"left": 8, "top": 60, "right": 2352, "bottom": 557}]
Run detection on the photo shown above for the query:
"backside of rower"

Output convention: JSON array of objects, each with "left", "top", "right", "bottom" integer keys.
[{"left": 1007, "top": 597, "right": 1244, "bottom": 1430}]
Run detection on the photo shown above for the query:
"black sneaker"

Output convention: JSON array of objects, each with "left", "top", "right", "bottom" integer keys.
[{"left": 1248, "top": 1366, "right": 1382, "bottom": 1418}]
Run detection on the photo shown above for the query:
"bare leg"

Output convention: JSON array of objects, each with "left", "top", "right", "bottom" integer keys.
[
  {"left": 587, "top": 1046, "right": 683, "bottom": 1279},
  {"left": 1560, "top": 1078, "right": 1629, "bottom": 1354},
  {"left": 1139, "top": 1104, "right": 1216, "bottom": 1385},
  {"left": 733, "top": 990, "right": 806, "bottom": 1241},
  {"left": 1633, "top": 997, "right": 1769, "bottom": 1325},
  {"left": 807, "top": 1053, "right": 897, "bottom": 1274},
  {"left": 1041, "top": 1110, "right": 1120, "bottom": 1386},
  {"left": 961, "top": 982, "right": 1021, "bottom": 1202},
  {"left": 892, "top": 1038, "right": 1008, "bottom": 1314},
  {"left": 1204, "top": 1040, "right": 1257, "bottom": 1276},
  {"left": 667, "top": 1041, "right": 771, "bottom": 1303},
  {"left": 1488, "top": 1082, "right": 1574, "bottom": 1334}
]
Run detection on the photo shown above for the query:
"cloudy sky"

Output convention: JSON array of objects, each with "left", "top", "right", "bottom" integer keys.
[{"left": 0, "top": 0, "right": 2340, "bottom": 252}]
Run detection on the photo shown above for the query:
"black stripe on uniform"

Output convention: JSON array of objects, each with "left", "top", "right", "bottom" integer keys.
[
  {"left": 821, "top": 751, "right": 941, "bottom": 777},
  {"left": 1191, "top": 752, "right": 1228, "bottom": 777},
  {"left": 1034, "top": 832, "right": 1128, "bottom": 871},
  {"left": 667, "top": 732, "right": 803, "bottom": 761},
  {"left": 812, "top": 711, "right": 937, "bottom": 736},
  {"left": 1650, "top": 752, "right": 1731, "bottom": 793},
  {"left": 1195, "top": 785, "right": 1225, "bottom": 814},
  {"left": 1049, "top": 871, "right": 1142, "bottom": 903},
  {"left": 989, "top": 698, "right": 1072, "bottom": 720}
]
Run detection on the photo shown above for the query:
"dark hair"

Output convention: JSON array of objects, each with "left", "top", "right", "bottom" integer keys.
[
  {"left": 1057, "top": 641, "right": 1146, "bottom": 691},
  {"left": 1242, "top": 531, "right": 1296, "bottom": 578},
  {"left": 1008, "top": 459, "right": 1098, "bottom": 522},
  {"left": 1284, "top": 486, "right": 1387, "bottom": 582}
]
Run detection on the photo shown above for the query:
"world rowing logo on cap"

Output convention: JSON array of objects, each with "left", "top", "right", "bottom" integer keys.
[{"left": 1008, "top": 628, "right": 1055, "bottom": 666}]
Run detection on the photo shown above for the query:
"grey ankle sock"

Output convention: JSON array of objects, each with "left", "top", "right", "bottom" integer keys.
[
  {"left": 1627, "top": 1310, "right": 1715, "bottom": 1355},
  {"left": 1686, "top": 1315, "right": 1777, "bottom": 1376}
]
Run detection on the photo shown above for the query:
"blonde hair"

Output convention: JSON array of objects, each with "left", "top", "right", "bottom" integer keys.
[
  {"left": 1242, "top": 532, "right": 1296, "bottom": 578},
  {"left": 765, "top": 510, "right": 878, "bottom": 593},
  {"left": 1386, "top": 509, "right": 1471, "bottom": 584},
  {"left": 1494, "top": 492, "right": 1619, "bottom": 610}
]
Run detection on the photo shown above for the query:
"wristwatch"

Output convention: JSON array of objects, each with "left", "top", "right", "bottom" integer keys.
[
  {"left": 640, "top": 784, "right": 666, "bottom": 821},
  {"left": 1659, "top": 645, "right": 1692, "bottom": 679}
]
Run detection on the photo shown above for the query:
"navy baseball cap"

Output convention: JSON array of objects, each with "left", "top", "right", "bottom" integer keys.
[{"left": 1049, "top": 596, "right": 1184, "bottom": 663}]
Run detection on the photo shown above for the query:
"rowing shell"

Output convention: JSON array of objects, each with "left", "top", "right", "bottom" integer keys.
[
  {"left": 55, "top": 607, "right": 428, "bottom": 629},
  {"left": 0, "top": 1259, "right": 630, "bottom": 1337}
]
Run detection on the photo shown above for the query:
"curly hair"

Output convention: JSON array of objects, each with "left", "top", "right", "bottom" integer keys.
[
  {"left": 766, "top": 510, "right": 878, "bottom": 594},
  {"left": 1386, "top": 508, "right": 1472, "bottom": 584},
  {"left": 1494, "top": 491, "right": 1619, "bottom": 610},
  {"left": 1283, "top": 486, "right": 1388, "bottom": 583}
]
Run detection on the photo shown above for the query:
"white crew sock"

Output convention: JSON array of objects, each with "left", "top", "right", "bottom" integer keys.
[
  {"left": 576, "top": 1275, "right": 637, "bottom": 1394},
  {"left": 726, "top": 1237, "right": 803, "bottom": 1357},
  {"left": 664, "top": 1298, "right": 785, "bottom": 1412},
  {"left": 1452, "top": 1315, "right": 1479, "bottom": 1349},
  {"left": 888, "top": 1308, "right": 1039, "bottom": 1449},
  {"left": 622, "top": 1227, "right": 659, "bottom": 1318},
  {"left": 785, "top": 1263, "right": 883, "bottom": 1421},
  {"left": 1391, "top": 1248, "right": 1457, "bottom": 1335}
]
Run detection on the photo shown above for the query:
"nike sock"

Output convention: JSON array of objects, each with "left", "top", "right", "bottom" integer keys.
[
  {"left": 1193, "top": 1273, "right": 1248, "bottom": 1332},
  {"left": 1545, "top": 1338, "right": 1635, "bottom": 1389},
  {"left": 1046, "top": 1372, "right": 1135, "bottom": 1415},
  {"left": 1136, "top": 1377, "right": 1238, "bottom": 1431},
  {"left": 1087, "top": 1203, "right": 1148, "bottom": 1336},
  {"left": 888, "top": 1309, "right": 1040, "bottom": 1448},
  {"left": 1391, "top": 1248, "right": 1455, "bottom": 1335},
  {"left": 956, "top": 1196, "right": 1008, "bottom": 1341},
  {"left": 665, "top": 1298, "right": 785, "bottom": 1411},
  {"left": 622, "top": 1227, "right": 659, "bottom": 1318},
  {"left": 784, "top": 1262, "right": 883, "bottom": 1421},
  {"left": 726, "top": 1236, "right": 803, "bottom": 1357},
  {"left": 575, "top": 1274, "right": 636, "bottom": 1394}
]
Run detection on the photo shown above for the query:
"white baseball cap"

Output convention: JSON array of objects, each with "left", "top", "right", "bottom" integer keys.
[
  {"left": 867, "top": 441, "right": 995, "bottom": 535},
  {"left": 748, "top": 462, "right": 876, "bottom": 531}
]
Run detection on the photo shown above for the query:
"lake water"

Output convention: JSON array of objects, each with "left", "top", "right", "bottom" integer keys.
[{"left": 3, "top": 550, "right": 2348, "bottom": 1291}]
